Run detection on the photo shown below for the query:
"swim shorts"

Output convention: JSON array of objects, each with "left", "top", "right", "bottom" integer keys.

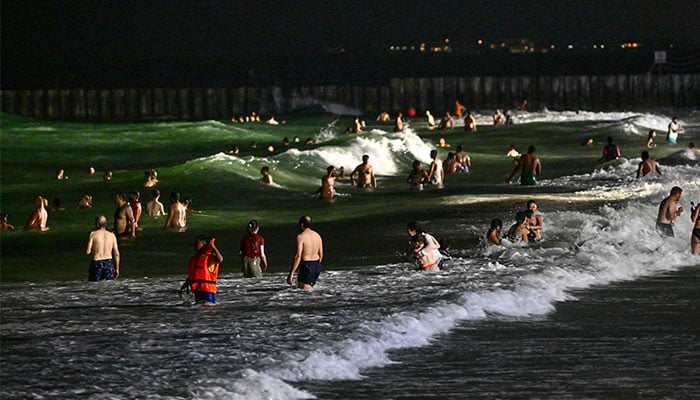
[
  {"left": 520, "top": 174, "right": 537, "bottom": 185},
  {"left": 194, "top": 291, "right": 216, "bottom": 304},
  {"left": 89, "top": 259, "right": 115, "bottom": 281},
  {"left": 692, "top": 228, "right": 700, "bottom": 241},
  {"left": 299, "top": 260, "right": 322, "bottom": 286},
  {"left": 667, "top": 136, "right": 677, "bottom": 144},
  {"left": 656, "top": 222, "right": 675, "bottom": 237}
]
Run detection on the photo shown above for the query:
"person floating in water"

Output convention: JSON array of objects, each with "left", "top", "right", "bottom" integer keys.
[
  {"left": 600, "top": 136, "right": 621, "bottom": 161},
  {"left": 349, "top": 154, "right": 377, "bottom": 189},
  {"left": 656, "top": 186, "right": 684, "bottom": 237},
  {"left": 637, "top": 151, "right": 662, "bottom": 178},
  {"left": 180, "top": 235, "right": 224, "bottom": 304},
  {"left": 287, "top": 215, "right": 323, "bottom": 290},
  {"left": 86, "top": 215, "right": 120, "bottom": 281},
  {"left": 507, "top": 145, "right": 541, "bottom": 185}
]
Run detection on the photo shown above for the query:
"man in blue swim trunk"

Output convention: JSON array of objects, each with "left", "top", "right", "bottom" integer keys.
[
  {"left": 287, "top": 215, "right": 323, "bottom": 290},
  {"left": 86, "top": 215, "right": 120, "bottom": 281}
]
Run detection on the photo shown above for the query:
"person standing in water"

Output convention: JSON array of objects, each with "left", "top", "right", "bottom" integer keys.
[
  {"left": 113, "top": 192, "right": 136, "bottom": 237},
  {"left": 690, "top": 201, "right": 700, "bottom": 255},
  {"left": 427, "top": 150, "right": 444, "bottom": 187},
  {"left": 239, "top": 219, "right": 268, "bottom": 278},
  {"left": 25, "top": 195, "right": 49, "bottom": 231},
  {"left": 656, "top": 186, "right": 684, "bottom": 237},
  {"left": 164, "top": 192, "right": 187, "bottom": 230},
  {"left": 180, "top": 235, "right": 224, "bottom": 304},
  {"left": 349, "top": 154, "right": 377, "bottom": 189},
  {"left": 507, "top": 145, "right": 541, "bottom": 185},
  {"left": 637, "top": 151, "right": 662, "bottom": 178},
  {"left": 287, "top": 216, "right": 323, "bottom": 290},
  {"left": 86, "top": 215, "right": 120, "bottom": 281},
  {"left": 600, "top": 136, "right": 621, "bottom": 162},
  {"left": 667, "top": 116, "right": 682, "bottom": 144}
]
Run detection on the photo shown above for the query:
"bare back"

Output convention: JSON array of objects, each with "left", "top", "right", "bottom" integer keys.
[
  {"left": 296, "top": 228, "right": 323, "bottom": 262},
  {"left": 87, "top": 228, "right": 119, "bottom": 261}
]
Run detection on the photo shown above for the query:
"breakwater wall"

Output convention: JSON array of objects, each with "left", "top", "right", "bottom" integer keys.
[{"left": 1, "top": 74, "right": 698, "bottom": 122}]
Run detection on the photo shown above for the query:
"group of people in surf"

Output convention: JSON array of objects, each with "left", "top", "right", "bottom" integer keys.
[{"left": 486, "top": 199, "right": 544, "bottom": 246}]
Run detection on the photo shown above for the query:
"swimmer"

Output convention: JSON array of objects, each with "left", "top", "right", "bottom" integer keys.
[
  {"left": 436, "top": 137, "right": 450, "bottom": 148},
  {"left": 320, "top": 166, "right": 343, "bottom": 199},
  {"left": 506, "top": 144, "right": 521, "bottom": 158},
  {"left": 438, "top": 112, "right": 454, "bottom": 129},
  {"left": 454, "top": 145, "right": 471, "bottom": 173},
  {"left": 143, "top": 169, "right": 158, "bottom": 187},
  {"left": 376, "top": 111, "right": 391, "bottom": 122},
  {"left": 410, "top": 234, "right": 439, "bottom": 272},
  {"left": 266, "top": 116, "right": 279, "bottom": 125},
  {"left": 260, "top": 166, "right": 274, "bottom": 185},
  {"left": 287, "top": 215, "right": 323, "bottom": 290},
  {"left": 646, "top": 130, "right": 657, "bottom": 148},
  {"left": 0, "top": 212, "right": 15, "bottom": 230},
  {"left": 487, "top": 219, "right": 502, "bottom": 245},
  {"left": 600, "top": 136, "right": 620, "bottom": 161},
  {"left": 465, "top": 111, "right": 477, "bottom": 132},
  {"left": 427, "top": 150, "right": 444, "bottom": 187},
  {"left": 86, "top": 215, "right": 120, "bottom": 281},
  {"left": 493, "top": 109, "right": 506, "bottom": 125},
  {"left": 407, "top": 160, "right": 428, "bottom": 191},
  {"left": 394, "top": 113, "right": 404, "bottom": 132},
  {"left": 426, "top": 110, "right": 436, "bottom": 128},
  {"left": 349, "top": 155, "right": 377, "bottom": 189},
  {"left": 637, "top": 151, "right": 662, "bottom": 178},
  {"left": 56, "top": 169, "right": 67, "bottom": 180},
  {"left": 443, "top": 152, "right": 460, "bottom": 174},
  {"left": 507, "top": 145, "right": 541, "bottom": 185},
  {"left": 25, "top": 195, "right": 49, "bottom": 231},
  {"left": 526, "top": 200, "right": 544, "bottom": 241},
  {"left": 691, "top": 201, "right": 700, "bottom": 255},
  {"left": 656, "top": 186, "right": 683, "bottom": 237},
  {"left": 113, "top": 192, "right": 136, "bottom": 237},
  {"left": 77, "top": 195, "right": 93, "bottom": 209},
  {"left": 145, "top": 189, "right": 165, "bottom": 216},
  {"left": 505, "top": 211, "right": 529, "bottom": 243},
  {"left": 407, "top": 221, "right": 442, "bottom": 267},
  {"left": 165, "top": 192, "right": 187, "bottom": 230},
  {"left": 103, "top": 170, "right": 113, "bottom": 181}
]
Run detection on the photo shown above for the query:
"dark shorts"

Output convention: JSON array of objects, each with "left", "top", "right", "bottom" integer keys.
[
  {"left": 692, "top": 228, "right": 700, "bottom": 241},
  {"left": 520, "top": 174, "right": 537, "bottom": 185},
  {"left": 89, "top": 259, "right": 115, "bottom": 281},
  {"left": 656, "top": 222, "right": 674, "bottom": 237},
  {"left": 299, "top": 260, "right": 322, "bottom": 286},
  {"left": 194, "top": 291, "right": 216, "bottom": 304}
]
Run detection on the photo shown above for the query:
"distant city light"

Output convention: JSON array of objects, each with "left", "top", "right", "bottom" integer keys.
[{"left": 477, "top": 39, "right": 483, "bottom": 45}]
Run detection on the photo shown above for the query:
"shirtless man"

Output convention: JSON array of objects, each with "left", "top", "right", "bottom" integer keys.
[
  {"left": 690, "top": 201, "right": 700, "bottom": 255},
  {"left": 287, "top": 216, "right": 323, "bottom": 290},
  {"left": 507, "top": 145, "right": 541, "bottom": 185},
  {"left": 465, "top": 111, "right": 477, "bottom": 132},
  {"left": 407, "top": 221, "right": 442, "bottom": 267},
  {"left": 113, "top": 192, "right": 136, "bottom": 237},
  {"left": 164, "top": 192, "right": 187, "bottom": 230},
  {"left": 637, "top": 151, "right": 662, "bottom": 178},
  {"left": 656, "top": 186, "right": 683, "bottom": 237},
  {"left": 427, "top": 150, "right": 444, "bottom": 186},
  {"left": 145, "top": 189, "right": 165, "bottom": 216},
  {"left": 86, "top": 215, "right": 120, "bottom": 281},
  {"left": 349, "top": 155, "right": 377, "bottom": 189},
  {"left": 394, "top": 113, "right": 404, "bottom": 132},
  {"left": 321, "top": 166, "right": 343, "bottom": 199},
  {"left": 26, "top": 195, "right": 49, "bottom": 231}
]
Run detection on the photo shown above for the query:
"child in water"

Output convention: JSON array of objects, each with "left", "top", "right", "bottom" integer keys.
[
  {"left": 487, "top": 219, "right": 502, "bottom": 245},
  {"left": 180, "top": 236, "right": 224, "bottom": 304},
  {"left": 410, "top": 234, "right": 439, "bottom": 272}
]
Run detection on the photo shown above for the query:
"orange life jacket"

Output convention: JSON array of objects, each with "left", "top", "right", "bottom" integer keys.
[{"left": 187, "top": 245, "right": 219, "bottom": 293}]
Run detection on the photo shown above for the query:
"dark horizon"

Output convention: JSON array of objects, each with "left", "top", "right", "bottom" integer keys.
[{"left": 2, "top": 0, "right": 699, "bottom": 89}]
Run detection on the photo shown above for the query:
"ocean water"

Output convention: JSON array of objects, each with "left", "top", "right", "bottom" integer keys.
[{"left": 1, "top": 110, "right": 699, "bottom": 399}]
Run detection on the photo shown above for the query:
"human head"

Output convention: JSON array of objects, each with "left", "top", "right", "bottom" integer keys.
[
  {"left": 515, "top": 211, "right": 528, "bottom": 224},
  {"left": 194, "top": 235, "right": 209, "bottom": 250},
  {"left": 130, "top": 190, "right": 140, "bottom": 201},
  {"left": 299, "top": 215, "right": 312, "bottom": 229},
  {"left": 103, "top": 170, "right": 113, "bottom": 181},
  {"left": 411, "top": 233, "right": 427, "bottom": 248},
  {"left": 1, "top": 212, "right": 8, "bottom": 223},
  {"left": 115, "top": 192, "right": 127, "bottom": 203},
  {"left": 412, "top": 160, "right": 421, "bottom": 170},
  {"left": 689, "top": 142, "right": 696, "bottom": 149},
  {"left": 407, "top": 221, "right": 423, "bottom": 235},
  {"left": 528, "top": 145, "right": 536, "bottom": 154},
  {"left": 95, "top": 215, "right": 107, "bottom": 229},
  {"left": 641, "top": 151, "right": 650, "bottom": 160},
  {"left": 170, "top": 192, "right": 180, "bottom": 203},
  {"left": 247, "top": 219, "right": 259, "bottom": 234},
  {"left": 670, "top": 186, "right": 683, "bottom": 200},
  {"left": 672, "top": 116, "right": 678, "bottom": 122},
  {"left": 261, "top": 166, "right": 270, "bottom": 175},
  {"left": 648, "top": 130, "right": 656, "bottom": 138},
  {"left": 607, "top": 136, "right": 613, "bottom": 144},
  {"left": 326, "top": 165, "right": 336, "bottom": 174},
  {"left": 527, "top": 199, "right": 538, "bottom": 212},
  {"left": 456, "top": 145, "right": 463, "bottom": 152},
  {"left": 490, "top": 218, "right": 502, "bottom": 231},
  {"left": 362, "top": 154, "right": 369, "bottom": 163},
  {"left": 430, "top": 149, "right": 438, "bottom": 159}
]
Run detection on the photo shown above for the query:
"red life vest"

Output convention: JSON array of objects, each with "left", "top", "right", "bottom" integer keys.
[{"left": 187, "top": 244, "right": 219, "bottom": 293}]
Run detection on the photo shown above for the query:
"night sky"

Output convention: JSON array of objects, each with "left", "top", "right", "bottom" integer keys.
[{"left": 2, "top": 0, "right": 699, "bottom": 88}]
